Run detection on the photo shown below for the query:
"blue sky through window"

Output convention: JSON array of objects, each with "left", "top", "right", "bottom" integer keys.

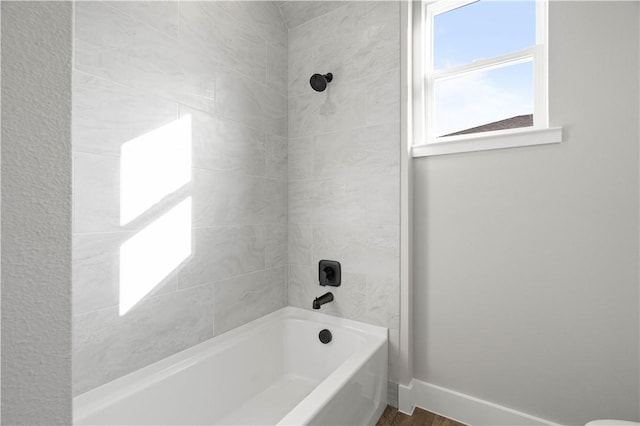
[
  {"left": 432, "top": 0, "right": 536, "bottom": 136},
  {"left": 435, "top": 61, "right": 533, "bottom": 136},
  {"left": 434, "top": 0, "right": 536, "bottom": 70}
]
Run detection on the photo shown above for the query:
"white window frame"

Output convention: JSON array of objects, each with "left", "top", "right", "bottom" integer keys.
[{"left": 412, "top": 0, "right": 562, "bottom": 157}]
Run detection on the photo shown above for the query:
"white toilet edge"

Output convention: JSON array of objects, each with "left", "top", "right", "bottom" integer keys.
[{"left": 586, "top": 421, "right": 640, "bottom": 426}]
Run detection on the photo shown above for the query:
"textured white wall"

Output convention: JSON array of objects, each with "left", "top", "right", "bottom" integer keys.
[
  {"left": 286, "top": 1, "right": 401, "bottom": 406},
  {"left": 1, "top": 2, "right": 73, "bottom": 424},
  {"left": 72, "top": 1, "right": 288, "bottom": 395},
  {"left": 412, "top": 2, "right": 639, "bottom": 425}
]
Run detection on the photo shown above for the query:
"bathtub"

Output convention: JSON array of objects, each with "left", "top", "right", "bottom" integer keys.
[{"left": 74, "top": 306, "right": 388, "bottom": 425}]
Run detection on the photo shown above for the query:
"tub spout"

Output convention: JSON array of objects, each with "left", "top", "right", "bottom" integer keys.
[{"left": 313, "top": 292, "right": 334, "bottom": 309}]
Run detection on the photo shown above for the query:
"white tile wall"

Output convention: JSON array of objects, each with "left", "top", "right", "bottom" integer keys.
[
  {"left": 73, "top": 1, "right": 288, "bottom": 395},
  {"left": 278, "top": 1, "right": 345, "bottom": 29},
  {"left": 286, "top": 0, "right": 401, "bottom": 403},
  {"left": 73, "top": 0, "right": 401, "bottom": 405},
  {"left": 73, "top": 284, "right": 214, "bottom": 394}
]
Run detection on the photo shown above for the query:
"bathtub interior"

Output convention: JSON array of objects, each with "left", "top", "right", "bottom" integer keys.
[
  {"left": 74, "top": 310, "right": 385, "bottom": 426},
  {"left": 220, "top": 319, "right": 371, "bottom": 425},
  {"left": 285, "top": 333, "right": 388, "bottom": 426}
]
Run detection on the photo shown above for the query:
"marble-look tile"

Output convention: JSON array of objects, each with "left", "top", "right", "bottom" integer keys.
[
  {"left": 365, "top": 275, "right": 400, "bottom": 329},
  {"left": 287, "top": 47, "right": 313, "bottom": 98},
  {"left": 75, "top": 2, "right": 216, "bottom": 112},
  {"left": 388, "top": 328, "right": 400, "bottom": 383},
  {"left": 283, "top": 0, "right": 401, "bottom": 383},
  {"left": 214, "top": 172, "right": 286, "bottom": 226},
  {"left": 315, "top": 177, "right": 366, "bottom": 224},
  {"left": 366, "top": 68, "right": 401, "bottom": 125},
  {"left": 288, "top": 180, "right": 318, "bottom": 224},
  {"left": 117, "top": 117, "right": 192, "bottom": 227},
  {"left": 363, "top": 223, "right": 401, "bottom": 279},
  {"left": 73, "top": 231, "right": 129, "bottom": 315},
  {"left": 267, "top": 41, "right": 288, "bottom": 95},
  {"left": 171, "top": 42, "right": 220, "bottom": 114},
  {"left": 266, "top": 134, "right": 288, "bottom": 180},
  {"left": 217, "top": 1, "right": 287, "bottom": 47},
  {"left": 287, "top": 3, "right": 364, "bottom": 52},
  {"left": 313, "top": 223, "right": 399, "bottom": 278},
  {"left": 288, "top": 94, "right": 322, "bottom": 138},
  {"left": 288, "top": 136, "right": 314, "bottom": 180},
  {"left": 290, "top": 74, "right": 368, "bottom": 138},
  {"left": 179, "top": 225, "right": 265, "bottom": 288},
  {"left": 73, "top": 72, "right": 178, "bottom": 157},
  {"left": 360, "top": 123, "right": 401, "bottom": 177},
  {"left": 316, "top": 78, "right": 367, "bottom": 135},
  {"left": 192, "top": 168, "right": 216, "bottom": 229},
  {"left": 366, "top": 173, "right": 400, "bottom": 226},
  {"left": 318, "top": 272, "right": 367, "bottom": 321},
  {"left": 74, "top": 229, "right": 180, "bottom": 316},
  {"left": 312, "top": 124, "right": 399, "bottom": 180},
  {"left": 214, "top": 267, "right": 287, "bottom": 335},
  {"left": 278, "top": 1, "right": 346, "bottom": 29},
  {"left": 73, "top": 0, "right": 402, "bottom": 396},
  {"left": 289, "top": 177, "right": 366, "bottom": 225},
  {"left": 105, "top": 1, "right": 179, "bottom": 40},
  {"left": 216, "top": 71, "right": 287, "bottom": 137},
  {"left": 312, "top": 223, "right": 364, "bottom": 276},
  {"left": 288, "top": 223, "right": 313, "bottom": 266},
  {"left": 267, "top": 223, "right": 288, "bottom": 268},
  {"left": 74, "top": 152, "right": 121, "bottom": 233},
  {"left": 365, "top": 1, "right": 401, "bottom": 43},
  {"left": 313, "top": 33, "right": 399, "bottom": 85},
  {"left": 73, "top": 284, "right": 213, "bottom": 395},
  {"left": 387, "top": 381, "right": 399, "bottom": 409},
  {"left": 185, "top": 107, "right": 265, "bottom": 176},
  {"left": 313, "top": 128, "right": 368, "bottom": 178},
  {"left": 179, "top": 2, "right": 266, "bottom": 84},
  {"left": 288, "top": 264, "right": 315, "bottom": 309}
]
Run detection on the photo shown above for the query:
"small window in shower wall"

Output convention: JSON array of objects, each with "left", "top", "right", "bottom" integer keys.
[{"left": 412, "top": 0, "right": 561, "bottom": 157}]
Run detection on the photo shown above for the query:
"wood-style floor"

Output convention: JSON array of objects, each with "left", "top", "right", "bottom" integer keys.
[{"left": 376, "top": 406, "right": 468, "bottom": 426}]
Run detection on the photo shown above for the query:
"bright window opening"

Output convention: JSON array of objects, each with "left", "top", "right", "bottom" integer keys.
[
  {"left": 433, "top": 0, "right": 536, "bottom": 70},
  {"left": 412, "top": 0, "right": 560, "bottom": 157},
  {"left": 434, "top": 60, "right": 534, "bottom": 137}
]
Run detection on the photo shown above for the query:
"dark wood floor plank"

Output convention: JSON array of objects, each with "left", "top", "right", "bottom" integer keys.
[
  {"left": 376, "top": 406, "right": 399, "bottom": 426},
  {"left": 377, "top": 405, "right": 468, "bottom": 426},
  {"left": 432, "top": 414, "right": 453, "bottom": 426},
  {"left": 390, "top": 411, "right": 416, "bottom": 426},
  {"left": 412, "top": 408, "right": 436, "bottom": 425}
]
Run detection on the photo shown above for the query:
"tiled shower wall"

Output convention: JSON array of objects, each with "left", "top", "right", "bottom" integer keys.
[
  {"left": 72, "top": 1, "right": 288, "bottom": 395},
  {"left": 286, "top": 2, "right": 401, "bottom": 404}
]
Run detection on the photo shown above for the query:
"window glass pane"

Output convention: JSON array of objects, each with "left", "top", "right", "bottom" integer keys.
[
  {"left": 434, "top": 0, "right": 536, "bottom": 70},
  {"left": 434, "top": 61, "right": 533, "bottom": 138}
]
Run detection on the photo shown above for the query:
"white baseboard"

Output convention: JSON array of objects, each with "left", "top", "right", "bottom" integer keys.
[{"left": 399, "top": 379, "right": 563, "bottom": 426}]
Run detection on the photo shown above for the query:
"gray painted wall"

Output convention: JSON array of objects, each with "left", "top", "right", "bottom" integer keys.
[
  {"left": 285, "top": 1, "right": 401, "bottom": 406},
  {"left": 72, "top": 1, "right": 288, "bottom": 395},
  {"left": 1, "top": 2, "right": 73, "bottom": 424},
  {"left": 412, "top": 2, "right": 639, "bottom": 425}
]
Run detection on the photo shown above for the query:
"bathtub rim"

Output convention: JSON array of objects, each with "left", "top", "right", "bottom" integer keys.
[{"left": 74, "top": 306, "right": 388, "bottom": 424}]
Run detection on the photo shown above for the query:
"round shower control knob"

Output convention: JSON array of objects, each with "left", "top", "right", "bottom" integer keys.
[{"left": 319, "top": 329, "right": 332, "bottom": 344}]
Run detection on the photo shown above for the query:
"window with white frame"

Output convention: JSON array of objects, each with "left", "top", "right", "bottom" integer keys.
[{"left": 412, "top": 0, "right": 561, "bottom": 157}]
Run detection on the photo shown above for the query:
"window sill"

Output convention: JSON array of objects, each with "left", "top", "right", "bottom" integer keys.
[{"left": 412, "top": 126, "right": 563, "bottom": 158}]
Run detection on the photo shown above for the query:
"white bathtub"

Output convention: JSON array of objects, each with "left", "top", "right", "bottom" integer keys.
[{"left": 74, "top": 306, "right": 388, "bottom": 425}]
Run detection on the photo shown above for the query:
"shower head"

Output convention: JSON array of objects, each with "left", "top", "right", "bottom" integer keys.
[{"left": 310, "top": 73, "right": 333, "bottom": 92}]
